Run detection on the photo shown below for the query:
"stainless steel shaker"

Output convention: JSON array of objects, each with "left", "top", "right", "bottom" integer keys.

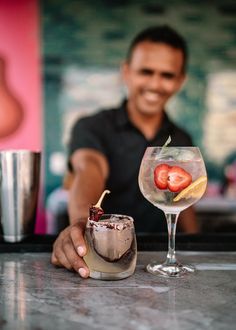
[{"left": 0, "top": 150, "right": 41, "bottom": 242}]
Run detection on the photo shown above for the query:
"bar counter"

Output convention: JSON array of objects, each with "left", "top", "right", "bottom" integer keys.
[{"left": 0, "top": 248, "right": 236, "bottom": 329}]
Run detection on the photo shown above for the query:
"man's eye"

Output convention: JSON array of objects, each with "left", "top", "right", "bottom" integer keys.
[
  {"left": 162, "top": 73, "right": 175, "bottom": 79},
  {"left": 139, "top": 69, "right": 153, "bottom": 75}
]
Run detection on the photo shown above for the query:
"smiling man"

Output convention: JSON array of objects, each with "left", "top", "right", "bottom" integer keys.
[
  {"left": 51, "top": 25, "right": 199, "bottom": 278},
  {"left": 123, "top": 39, "right": 186, "bottom": 140}
]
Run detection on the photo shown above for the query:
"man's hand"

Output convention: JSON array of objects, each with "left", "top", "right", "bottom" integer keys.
[
  {"left": 51, "top": 148, "right": 109, "bottom": 278},
  {"left": 51, "top": 221, "right": 89, "bottom": 278}
]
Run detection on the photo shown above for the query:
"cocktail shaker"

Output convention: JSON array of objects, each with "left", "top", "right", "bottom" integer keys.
[{"left": 0, "top": 150, "right": 41, "bottom": 242}]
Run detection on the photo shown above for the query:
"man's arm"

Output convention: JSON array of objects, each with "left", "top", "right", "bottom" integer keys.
[
  {"left": 178, "top": 206, "right": 200, "bottom": 233},
  {"left": 51, "top": 148, "right": 109, "bottom": 278},
  {"left": 68, "top": 148, "right": 109, "bottom": 223}
]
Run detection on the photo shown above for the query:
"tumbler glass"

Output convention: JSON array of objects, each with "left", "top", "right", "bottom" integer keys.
[{"left": 84, "top": 214, "right": 137, "bottom": 280}]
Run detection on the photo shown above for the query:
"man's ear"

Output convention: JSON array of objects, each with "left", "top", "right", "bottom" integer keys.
[
  {"left": 177, "top": 73, "right": 187, "bottom": 92},
  {"left": 120, "top": 61, "right": 129, "bottom": 83}
]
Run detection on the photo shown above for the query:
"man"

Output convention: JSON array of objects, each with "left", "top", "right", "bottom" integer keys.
[{"left": 51, "top": 25, "right": 199, "bottom": 278}]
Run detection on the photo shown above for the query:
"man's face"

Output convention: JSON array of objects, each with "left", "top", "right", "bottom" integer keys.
[{"left": 122, "top": 41, "right": 186, "bottom": 116}]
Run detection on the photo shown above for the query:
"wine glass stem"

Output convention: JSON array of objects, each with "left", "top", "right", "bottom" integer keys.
[{"left": 165, "top": 212, "right": 179, "bottom": 265}]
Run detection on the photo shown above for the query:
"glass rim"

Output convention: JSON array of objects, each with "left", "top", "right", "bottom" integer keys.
[
  {"left": 88, "top": 214, "right": 134, "bottom": 225},
  {"left": 145, "top": 146, "right": 200, "bottom": 150},
  {"left": 0, "top": 149, "right": 41, "bottom": 154},
  {"left": 144, "top": 146, "right": 202, "bottom": 156}
]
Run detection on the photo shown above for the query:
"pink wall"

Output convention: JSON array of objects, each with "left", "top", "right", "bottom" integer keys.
[
  {"left": 0, "top": 0, "right": 42, "bottom": 148},
  {"left": 0, "top": 0, "right": 45, "bottom": 232}
]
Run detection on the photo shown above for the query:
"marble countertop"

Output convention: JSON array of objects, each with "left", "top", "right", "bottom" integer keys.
[{"left": 0, "top": 251, "right": 236, "bottom": 330}]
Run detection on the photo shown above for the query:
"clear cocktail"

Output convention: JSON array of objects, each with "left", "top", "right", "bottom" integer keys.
[{"left": 139, "top": 146, "right": 207, "bottom": 277}]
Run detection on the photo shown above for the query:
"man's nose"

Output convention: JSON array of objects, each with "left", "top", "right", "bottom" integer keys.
[{"left": 148, "top": 74, "right": 162, "bottom": 89}]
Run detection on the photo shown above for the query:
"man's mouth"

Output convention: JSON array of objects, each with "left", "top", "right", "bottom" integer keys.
[{"left": 143, "top": 91, "right": 163, "bottom": 103}]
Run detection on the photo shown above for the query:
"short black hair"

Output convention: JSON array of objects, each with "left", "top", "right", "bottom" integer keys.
[{"left": 126, "top": 25, "right": 188, "bottom": 73}]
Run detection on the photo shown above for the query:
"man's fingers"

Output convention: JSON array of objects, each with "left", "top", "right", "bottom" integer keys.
[
  {"left": 51, "top": 251, "right": 72, "bottom": 270},
  {"left": 51, "top": 224, "right": 89, "bottom": 278},
  {"left": 62, "top": 237, "right": 89, "bottom": 278},
  {"left": 52, "top": 231, "right": 74, "bottom": 270},
  {"left": 52, "top": 244, "right": 73, "bottom": 270},
  {"left": 51, "top": 252, "right": 61, "bottom": 266},
  {"left": 70, "top": 222, "right": 87, "bottom": 257}
]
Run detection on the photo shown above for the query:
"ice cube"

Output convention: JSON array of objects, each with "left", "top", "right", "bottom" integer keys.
[
  {"left": 175, "top": 150, "right": 195, "bottom": 161},
  {"left": 158, "top": 147, "right": 180, "bottom": 160}
]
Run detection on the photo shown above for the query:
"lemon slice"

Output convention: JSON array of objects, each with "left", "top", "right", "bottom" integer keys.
[{"left": 173, "top": 176, "right": 207, "bottom": 202}]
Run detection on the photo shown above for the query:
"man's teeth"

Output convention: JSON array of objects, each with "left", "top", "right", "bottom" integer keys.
[{"left": 144, "top": 92, "right": 161, "bottom": 102}]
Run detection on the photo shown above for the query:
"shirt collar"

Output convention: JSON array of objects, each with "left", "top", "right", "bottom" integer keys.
[
  {"left": 115, "top": 99, "right": 130, "bottom": 128},
  {"left": 115, "top": 99, "right": 173, "bottom": 136}
]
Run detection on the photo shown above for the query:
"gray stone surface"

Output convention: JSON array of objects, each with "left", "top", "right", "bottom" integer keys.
[{"left": 0, "top": 252, "right": 236, "bottom": 330}]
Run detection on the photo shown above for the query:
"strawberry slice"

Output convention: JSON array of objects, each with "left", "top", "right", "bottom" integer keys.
[
  {"left": 167, "top": 166, "right": 192, "bottom": 192},
  {"left": 154, "top": 164, "right": 171, "bottom": 190}
]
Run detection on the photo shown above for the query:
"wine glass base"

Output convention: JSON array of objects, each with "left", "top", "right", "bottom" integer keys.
[{"left": 146, "top": 262, "right": 195, "bottom": 278}]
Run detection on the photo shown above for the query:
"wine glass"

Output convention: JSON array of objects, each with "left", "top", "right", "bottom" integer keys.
[{"left": 138, "top": 146, "right": 207, "bottom": 277}]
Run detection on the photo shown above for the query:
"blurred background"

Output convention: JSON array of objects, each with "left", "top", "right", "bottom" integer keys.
[{"left": 0, "top": 0, "right": 236, "bottom": 233}]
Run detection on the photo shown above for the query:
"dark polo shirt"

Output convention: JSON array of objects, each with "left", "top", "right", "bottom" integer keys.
[{"left": 69, "top": 100, "right": 193, "bottom": 233}]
